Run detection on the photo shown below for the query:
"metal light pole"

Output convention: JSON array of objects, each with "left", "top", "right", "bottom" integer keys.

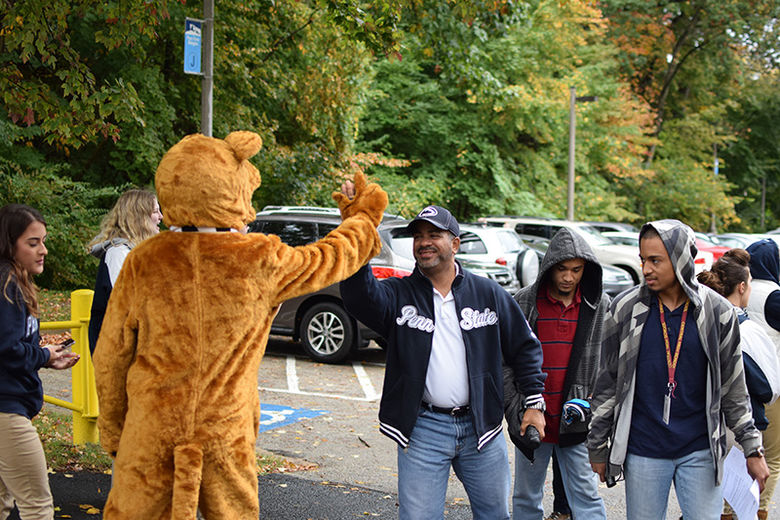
[
  {"left": 567, "top": 87, "right": 576, "bottom": 221},
  {"left": 567, "top": 87, "right": 597, "bottom": 221},
  {"left": 201, "top": 0, "right": 214, "bottom": 137}
]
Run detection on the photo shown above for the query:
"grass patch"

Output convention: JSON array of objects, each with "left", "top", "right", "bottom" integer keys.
[
  {"left": 39, "top": 289, "right": 72, "bottom": 322},
  {"left": 34, "top": 409, "right": 112, "bottom": 472}
]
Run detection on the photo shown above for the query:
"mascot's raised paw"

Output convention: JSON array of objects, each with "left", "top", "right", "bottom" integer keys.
[{"left": 333, "top": 171, "right": 388, "bottom": 226}]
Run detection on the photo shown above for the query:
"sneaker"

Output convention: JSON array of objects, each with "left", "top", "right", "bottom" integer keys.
[{"left": 545, "top": 513, "right": 571, "bottom": 520}]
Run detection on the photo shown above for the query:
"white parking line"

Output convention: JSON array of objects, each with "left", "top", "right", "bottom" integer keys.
[
  {"left": 352, "top": 361, "right": 380, "bottom": 401},
  {"left": 286, "top": 355, "right": 300, "bottom": 393},
  {"left": 258, "top": 386, "right": 379, "bottom": 402},
  {"left": 259, "top": 355, "right": 383, "bottom": 402}
]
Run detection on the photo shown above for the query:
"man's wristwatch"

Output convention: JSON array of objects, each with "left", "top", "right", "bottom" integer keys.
[
  {"left": 746, "top": 447, "right": 765, "bottom": 458},
  {"left": 524, "top": 398, "right": 546, "bottom": 413}
]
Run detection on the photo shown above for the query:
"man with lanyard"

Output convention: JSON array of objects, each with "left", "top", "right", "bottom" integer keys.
[
  {"left": 587, "top": 219, "right": 769, "bottom": 519},
  {"left": 504, "top": 228, "right": 608, "bottom": 519},
  {"left": 746, "top": 238, "right": 780, "bottom": 519},
  {"left": 340, "top": 204, "right": 546, "bottom": 519}
]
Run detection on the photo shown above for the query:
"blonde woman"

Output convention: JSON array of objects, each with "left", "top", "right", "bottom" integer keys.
[{"left": 87, "top": 190, "right": 162, "bottom": 353}]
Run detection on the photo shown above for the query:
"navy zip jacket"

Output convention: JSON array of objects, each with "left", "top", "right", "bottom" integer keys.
[
  {"left": 0, "top": 270, "right": 49, "bottom": 419},
  {"left": 340, "top": 262, "right": 546, "bottom": 450}
]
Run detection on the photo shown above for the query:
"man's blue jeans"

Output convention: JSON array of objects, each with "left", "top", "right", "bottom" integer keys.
[
  {"left": 397, "top": 407, "right": 511, "bottom": 520},
  {"left": 512, "top": 441, "right": 606, "bottom": 519},
  {"left": 624, "top": 449, "right": 721, "bottom": 520}
]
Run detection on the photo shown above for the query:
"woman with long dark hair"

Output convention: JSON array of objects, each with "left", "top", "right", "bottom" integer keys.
[{"left": 0, "top": 203, "right": 80, "bottom": 518}]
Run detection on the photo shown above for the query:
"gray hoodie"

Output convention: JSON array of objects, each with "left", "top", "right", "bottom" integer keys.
[
  {"left": 503, "top": 228, "right": 610, "bottom": 452},
  {"left": 587, "top": 219, "right": 760, "bottom": 484}
]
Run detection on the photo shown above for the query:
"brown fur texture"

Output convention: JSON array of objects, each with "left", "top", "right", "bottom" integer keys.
[{"left": 94, "top": 132, "right": 387, "bottom": 519}]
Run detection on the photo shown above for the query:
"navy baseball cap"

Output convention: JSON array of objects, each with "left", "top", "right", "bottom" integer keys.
[{"left": 406, "top": 205, "right": 460, "bottom": 237}]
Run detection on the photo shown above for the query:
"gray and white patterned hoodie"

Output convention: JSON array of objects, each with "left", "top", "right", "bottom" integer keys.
[{"left": 586, "top": 219, "right": 761, "bottom": 485}]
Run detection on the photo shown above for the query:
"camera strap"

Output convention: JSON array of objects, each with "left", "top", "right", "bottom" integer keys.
[{"left": 659, "top": 296, "right": 689, "bottom": 425}]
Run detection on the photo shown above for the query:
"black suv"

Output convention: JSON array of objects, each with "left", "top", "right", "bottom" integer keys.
[{"left": 249, "top": 206, "right": 521, "bottom": 363}]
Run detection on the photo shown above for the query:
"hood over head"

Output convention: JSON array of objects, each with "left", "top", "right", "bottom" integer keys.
[
  {"left": 639, "top": 219, "right": 701, "bottom": 307},
  {"left": 747, "top": 239, "right": 780, "bottom": 285},
  {"left": 155, "top": 131, "right": 263, "bottom": 230},
  {"left": 534, "top": 227, "right": 603, "bottom": 305}
]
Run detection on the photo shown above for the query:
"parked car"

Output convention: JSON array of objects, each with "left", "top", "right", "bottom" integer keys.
[
  {"left": 379, "top": 220, "right": 529, "bottom": 294},
  {"left": 249, "top": 206, "right": 412, "bottom": 363},
  {"left": 694, "top": 233, "right": 729, "bottom": 262},
  {"left": 457, "top": 223, "right": 539, "bottom": 289},
  {"left": 249, "top": 207, "right": 524, "bottom": 363},
  {"left": 604, "top": 231, "right": 714, "bottom": 273},
  {"left": 710, "top": 233, "right": 754, "bottom": 248},
  {"left": 586, "top": 221, "right": 638, "bottom": 234},
  {"left": 479, "top": 216, "right": 643, "bottom": 284},
  {"left": 601, "top": 231, "right": 639, "bottom": 247},
  {"left": 525, "top": 239, "right": 634, "bottom": 297}
]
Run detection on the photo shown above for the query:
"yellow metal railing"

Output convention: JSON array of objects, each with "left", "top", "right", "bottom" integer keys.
[{"left": 41, "top": 289, "right": 99, "bottom": 445}]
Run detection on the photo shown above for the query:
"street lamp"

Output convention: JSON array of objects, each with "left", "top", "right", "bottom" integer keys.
[{"left": 567, "top": 86, "right": 597, "bottom": 221}]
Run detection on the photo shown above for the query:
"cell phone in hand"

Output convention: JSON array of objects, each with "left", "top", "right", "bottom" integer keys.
[{"left": 59, "top": 338, "right": 75, "bottom": 349}]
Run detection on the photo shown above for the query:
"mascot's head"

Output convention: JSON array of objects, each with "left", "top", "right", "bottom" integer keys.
[{"left": 155, "top": 131, "right": 263, "bottom": 230}]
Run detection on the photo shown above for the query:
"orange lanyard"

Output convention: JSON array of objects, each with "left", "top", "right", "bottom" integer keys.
[{"left": 658, "top": 296, "right": 689, "bottom": 398}]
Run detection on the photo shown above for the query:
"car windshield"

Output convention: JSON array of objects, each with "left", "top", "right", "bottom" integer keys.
[
  {"left": 388, "top": 228, "right": 415, "bottom": 261},
  {"left": 571, "top": 224, "right": 614, "bottom": 247},
  {"left": 496, "top": 229, "right": 523, "bottom": 253}
]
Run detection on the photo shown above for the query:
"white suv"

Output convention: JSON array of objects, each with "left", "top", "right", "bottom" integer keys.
[{"left": 479, "top": 216, "right": 643, "bottom": 284}]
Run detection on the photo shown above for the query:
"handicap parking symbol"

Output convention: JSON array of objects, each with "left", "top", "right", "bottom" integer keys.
[{"left": 259, "top": 403, "right": 329, "bottom": 433}]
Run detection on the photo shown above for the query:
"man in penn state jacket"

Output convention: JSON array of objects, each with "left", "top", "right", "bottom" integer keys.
[{"left": 340, "top": 204, "right": 546, "bottom": 520}]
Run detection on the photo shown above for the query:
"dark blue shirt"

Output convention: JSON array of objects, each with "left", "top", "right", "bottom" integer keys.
[
  {"left": 0, "top": 270, "right": 49, "bottom": 419},
  {"left": 628, "top": 298, "right": 709, "bottom": 459}
]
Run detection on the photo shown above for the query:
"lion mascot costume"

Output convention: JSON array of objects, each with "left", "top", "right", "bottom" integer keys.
[{"left": 93, "top": 131, "right": 387, "bottom": 519}]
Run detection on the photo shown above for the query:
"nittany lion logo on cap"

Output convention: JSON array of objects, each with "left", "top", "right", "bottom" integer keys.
[{"left": 418, "top": 206, "right": 438, "bottom": 218}]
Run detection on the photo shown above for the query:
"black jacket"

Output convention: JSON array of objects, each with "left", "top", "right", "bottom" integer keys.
[{"left": 340, "top": 262, "right": 545, "bottom": 450}]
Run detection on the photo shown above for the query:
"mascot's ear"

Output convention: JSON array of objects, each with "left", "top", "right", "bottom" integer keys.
[{"left": 224, "top": 131, "right": 263, "bottom": 161}]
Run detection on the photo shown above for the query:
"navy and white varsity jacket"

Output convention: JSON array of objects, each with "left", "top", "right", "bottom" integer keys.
[{"left": 340, "top": 262, "right": 546, "bottom": 450}]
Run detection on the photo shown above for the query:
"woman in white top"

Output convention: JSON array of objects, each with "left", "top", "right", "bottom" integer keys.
[{"left": 87, "top": 190, "right": 162, "bottom": 353}]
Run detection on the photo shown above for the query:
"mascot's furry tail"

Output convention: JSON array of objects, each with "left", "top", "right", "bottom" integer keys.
[{"left": 172, "top": 444, "right": 204, "bottom": 519}]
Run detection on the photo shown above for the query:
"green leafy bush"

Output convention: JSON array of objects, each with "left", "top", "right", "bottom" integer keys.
[{"left": 0, "top": 160, "right": 120, "bottom": 289}]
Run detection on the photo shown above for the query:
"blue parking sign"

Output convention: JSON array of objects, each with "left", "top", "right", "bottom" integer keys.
[{"left": 184, "top": 18, "right": 203, "bottom": 75}]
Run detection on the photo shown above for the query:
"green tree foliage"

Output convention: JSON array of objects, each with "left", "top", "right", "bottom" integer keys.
[
  {"left": 358, "top": 0, "right": 653, "bottom": 221},
  {"left": 721, "top": 71, "right": 780, "bottom": 231},
  {"left": 2, "top": 0, "right": 779, "bottom": 291},
  {"left": 0, "top": 160, "right": 119, "bottom": 289},
  {"left": 600, "top": 0, "right": 780, "bottom": 228}
]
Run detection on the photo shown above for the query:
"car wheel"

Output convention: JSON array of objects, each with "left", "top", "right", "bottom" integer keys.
[
  {"left": 516, "top": 249, "right": 540, "bottom": 288},
  {"left": 300, "top": 303, "right": 356, "bottom": 363}
]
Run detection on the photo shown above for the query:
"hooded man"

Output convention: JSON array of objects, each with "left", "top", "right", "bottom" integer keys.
[
  {"left": 746, "top": 238, "right": 780, "bottom": 519},
  {"left": 587, "top": 219, "right": 768, "bottom": 520},
  {"left": 504, "top": 228, "right": 608, "bottom": 520}
]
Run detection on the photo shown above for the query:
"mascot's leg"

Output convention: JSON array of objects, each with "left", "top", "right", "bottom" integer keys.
[
  {"left": 198, "top": 438, "right": 259, "bottom": 519},
  {"left": 103, "top": 442, "right": 175, "bottom": 519}
]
